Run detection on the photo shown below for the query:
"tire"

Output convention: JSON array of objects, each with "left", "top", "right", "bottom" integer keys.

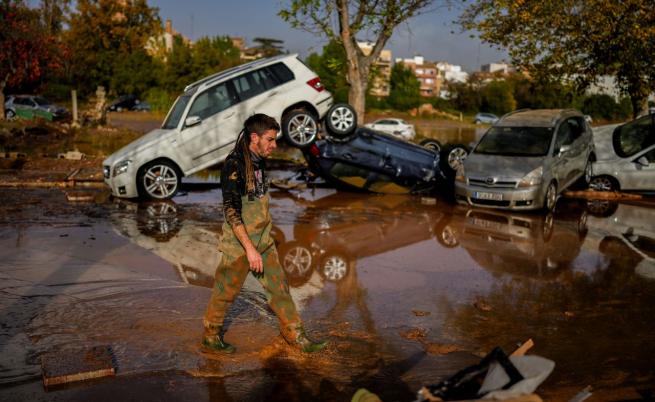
[
  {"left": 543, "top": 181, "right": 558, "bottom": 212},
  {"left": 5, "top": 109, "right": 15, "bottom": 120},
  {"left": 589, "top": 175, "right": 618, "bottom": 192},
  {"left": 282, "top": 110, "right": 319, "bottom": 148},
  {"left": 319, "top": 253, "right": 349, "bottom": 282},
  {"left": 441, "top": 144, "right": 469, "bottom": 175},
  {"left": 279, "top": 241, "right": 313, "bottom": 280},
  {"left": 325, "top": 103, "right": 357, "bottom": 138},
  {"left": 419, "top": 138, "right": 442, "bottom": 154},
  {"left": 543, "top": 212, "right": 554, "bottom": 242},
  {"left": 586, "top": 199, "right": 618, "bottom": 217},
  {"left": 474, "top": 119, "right": 481, "bottom": 124},
  {"left": 137, "top": 160, "right": 181, "bottom": 200},
  {"left": 434, "top": 215, "right": 459, "bottom": 248}
]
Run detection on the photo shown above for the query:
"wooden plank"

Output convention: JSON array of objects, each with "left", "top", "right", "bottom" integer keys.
[{"left": 41, "top": 345, "right": 116, "bottom": 388}]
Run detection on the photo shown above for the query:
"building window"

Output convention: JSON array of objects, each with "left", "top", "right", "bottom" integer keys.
[{"left": 415, "top": 68, "right": 424, "bottom": 74}]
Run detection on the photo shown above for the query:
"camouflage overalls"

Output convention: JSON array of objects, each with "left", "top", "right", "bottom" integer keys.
[{"left": 203, "top": 151, "right": 301, "bottom": 340}]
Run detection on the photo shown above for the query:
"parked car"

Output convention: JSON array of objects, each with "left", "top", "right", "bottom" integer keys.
[
  {"left": 455, "top": 109, "right": 595, "bottom": 211},
  {"left": 4, "top": 95, "right": 69, "bottom": 121},
  {"left": 103, "top": 54, "right": 342, "bottom": 199},
  {"left": 132, "top": 101, "right": 151, "bottom": 112},
  {"left": 589, "top": 113, "right": 655, "bottom": 193},
  {"left": 304, "top": 126, "right": 446, "bottom": 194},
  {"left": 364, "top": 118, "right": 415, "bottom": 140},
  {"left": 108, "top": 94, "right": 140, "bottom": 112},
  {"left": 473, "top": 112, "right": 499, "bottom": 125}
]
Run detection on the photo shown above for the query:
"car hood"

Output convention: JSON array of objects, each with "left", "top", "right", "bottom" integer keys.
[
  {"left": 464, "top": 152, "right": 546, "bottom": 179},
  {"left": 592, "top": 123, "right": 620, "bottom": 161},
  {"left": 103, "top": 128, "right": 172, "bottom": 165}
]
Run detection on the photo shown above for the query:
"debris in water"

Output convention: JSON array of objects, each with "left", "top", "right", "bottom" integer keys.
[{"left": 41, "top": 345, "right": 115, "bottom": 388}]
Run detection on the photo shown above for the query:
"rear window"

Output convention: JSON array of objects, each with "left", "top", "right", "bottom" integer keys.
[
  {"left": 268, "top": 62, "right": 294, "bottom": 84},
  {"left": 475, "top": 126, "right": 554, "bottom": 156}
]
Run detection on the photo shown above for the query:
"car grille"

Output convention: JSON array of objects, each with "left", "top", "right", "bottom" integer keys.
[
  {"left": 470, "top": 198, "right": 511, "bottom": 207},
  {"left": 468, "top": 177, "right": 517, "bottom": 188}
]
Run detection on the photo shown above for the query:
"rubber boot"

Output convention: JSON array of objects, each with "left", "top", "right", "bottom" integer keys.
[
  {"left": 286, "top": 325, "right": 328, "bottom": 353},
  {"left": 201, "top": 326, "right": 236, "bottom": 354}
]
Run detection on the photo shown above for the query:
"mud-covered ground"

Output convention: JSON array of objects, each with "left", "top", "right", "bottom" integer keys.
[
  {"left": 0, "top": 113, "right": 654, "bottom": 401},
  {"left": 0, "top": 182, "right": 654, "bottom": 401}
]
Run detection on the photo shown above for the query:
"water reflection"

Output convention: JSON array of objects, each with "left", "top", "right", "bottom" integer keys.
[{"left": 437, "top": 203, "right": 589, "bottom": 279}]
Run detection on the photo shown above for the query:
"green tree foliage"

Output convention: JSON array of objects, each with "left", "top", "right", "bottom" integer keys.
[
  {"left": 110, "top": 48, "right": 162, "bottom": 97},
  {"left": 480, "top": 80, "right": 515, "bottom": 115},
  {"left": 65, "top": 0, "right": 161, "bottom": 95},
  {"left": 388, "top": 62, "right": 421, "bottom": 111},
  {"left": 306, "top": 40, "right": 349, "bottom": 103},
  {"left": 582, "top": 94, "right": 632, "bottom": 121},
  {"left": 280, "top": 0, "right": 437, "bottom": 122},
  {"left": 252, "top": 37, "right": 285, "bottom": 57},
  {"left": 460, "top": 0, "right": 655, "bottom": 117},
  {"left": 191, "top": 36, "right": 241, "bottom": 79},
  {"left": 0, "top": 0, "right": 66, "bottom": 118}
]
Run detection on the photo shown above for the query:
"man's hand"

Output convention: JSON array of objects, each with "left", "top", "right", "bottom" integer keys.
[{"left": 246, "top": 246, "right": 263, "bottom": 273}]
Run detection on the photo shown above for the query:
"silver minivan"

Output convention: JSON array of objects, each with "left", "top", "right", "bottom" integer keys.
[{"left": 455, "top": 109, "right": 595, "bottom": 211}]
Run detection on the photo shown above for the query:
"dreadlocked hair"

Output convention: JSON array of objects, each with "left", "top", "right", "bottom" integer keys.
[{"left": 229, "top": 114, "right": 280, "bottom": 195}]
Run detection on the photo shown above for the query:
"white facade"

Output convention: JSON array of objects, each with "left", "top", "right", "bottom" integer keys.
[
  {"left": 436, "top": 62, "right": 468, "bottom": 83},
  {"left": 481, "top": 62, "right": 513, "bottom": 74}
]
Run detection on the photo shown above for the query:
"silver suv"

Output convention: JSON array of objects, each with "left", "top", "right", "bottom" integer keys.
[
  {"left": 455, "top": 109, "right": 595, "bottom": 211},
  {"left": 103, "top": 54, "right": 339, "bottom": 200}
]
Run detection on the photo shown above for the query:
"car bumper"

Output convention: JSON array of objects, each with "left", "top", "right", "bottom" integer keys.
[
  {"left": 315, "top": 93, "right": 333, "bottom": 118},
  {"left": 454, "top": 181, "right": 545, "bottom": 210},
  {"left": 104, "top": 165, "right": 139, "bottom": 198}
]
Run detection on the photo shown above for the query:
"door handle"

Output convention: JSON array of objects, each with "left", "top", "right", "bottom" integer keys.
[
  {"left": 223, "top": 112, "right": 235, "bottom": 120},
  {"left": 267, "top": 91, "right": 278, "bottom": 97}
]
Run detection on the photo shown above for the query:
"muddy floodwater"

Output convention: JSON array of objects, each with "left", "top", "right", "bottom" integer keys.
[{"left": 0, "top": 180, "right": 654, "bottom": 401}]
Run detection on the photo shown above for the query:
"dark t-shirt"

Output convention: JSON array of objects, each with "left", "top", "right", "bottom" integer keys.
[{"left": 221, "top": 151, "right": 268, "bottom": 228}]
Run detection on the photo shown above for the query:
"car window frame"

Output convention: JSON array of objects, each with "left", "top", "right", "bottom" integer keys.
[
  {"left": 612, "top": 114, "right": 655, "bottom": 158},
  {"left": 183, "top": 80, "right": 238, "bottom": 129}
]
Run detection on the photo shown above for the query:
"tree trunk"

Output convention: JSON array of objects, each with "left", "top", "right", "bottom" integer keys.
[
  {"left": 630, "top": 94, "right": 646, "bottom": 119},
  {"left": 347, "top": 63, "right": 368, "bottom": 124}
]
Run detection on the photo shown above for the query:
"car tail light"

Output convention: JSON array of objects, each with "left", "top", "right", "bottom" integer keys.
[
  {"left": 309, "top": 144, "right": 320, "bottom": 157},
  {"left": 306, "top": 77, "right": 324, "bottom": 92}
]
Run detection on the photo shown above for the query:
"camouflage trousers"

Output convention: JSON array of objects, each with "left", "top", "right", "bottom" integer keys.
[{"left": 203, "top": 244, "right": 302, "bottom": 339}]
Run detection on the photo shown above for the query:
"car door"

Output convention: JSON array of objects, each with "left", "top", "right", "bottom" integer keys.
[
  {"left": 180, "top": 81, "right": 240, "bottom": 171},
  {"left": 551, "top": 119, "right": 575, "bottom": 187},
  {"left": 231, "top": 67, "right": 281, "bottom": 124},
  {"left": 565, "top": 117, "right": 588, "bottom": 181},
  {"left": 617, "top": 146, "right": 655, "bottom": 190}
]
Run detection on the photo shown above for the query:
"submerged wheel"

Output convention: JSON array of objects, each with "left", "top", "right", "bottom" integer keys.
[
  {"left": 279, "top": 241, "right": 313, "bottom": 279},
  {"left": 282, "top": 110, "right": 319, "bottom": 148},
  {"left": 137, "top": 160, "right": 181, "bottom": 200},
  {"left": 325, "top": 103, "right": 357, "bottom": 138},
  {"left": 589, "top": 175, "right": 618, "bottom": 192},
  {"left": 320, "top": 254, "right": 349, "bottom": 282}
]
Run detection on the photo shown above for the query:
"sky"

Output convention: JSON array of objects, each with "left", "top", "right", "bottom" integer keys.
[{"left": 148, "top": 0, "right": 508, "bottom": 72}]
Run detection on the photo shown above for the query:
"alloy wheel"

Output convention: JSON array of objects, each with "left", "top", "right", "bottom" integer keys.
[
  {"left": 328, "top": 105, "right": 355, "bottom": 132},
  {"left": 589, "top": 176, "right": 614, "bottom": 192},
  {"left": 447, "top": 147, "right": 468, "bottom": 170},
  {"left": 287, "top": 114, "right": 318, "bottom": 146},
  {"left": 143, "top": 164, "right": 179, "bottom": 199},
  {"left": 322, "top": 255, "right": 348, "bottom": 282},
  {"left": 282, "top": 246, "right": 312, "bottom": 277}
]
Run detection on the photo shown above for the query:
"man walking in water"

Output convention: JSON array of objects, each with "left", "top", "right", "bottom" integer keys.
[{"left": 202, "top": 113, "right": 327, "bottom": 354}]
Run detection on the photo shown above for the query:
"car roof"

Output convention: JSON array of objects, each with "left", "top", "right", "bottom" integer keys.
[
  {"left": 184, "top": 53, "right": 298, "bottom": 93},
  {"left": 496, "top": 109, "right": 582, "bottom": 127}
]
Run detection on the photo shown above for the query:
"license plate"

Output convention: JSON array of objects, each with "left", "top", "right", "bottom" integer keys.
[
  {"left": 471, "top": 218, "right": 503, "bottom": 231},
  {"left": 475, "top": 191, "right": 502, "bottom": 201}
]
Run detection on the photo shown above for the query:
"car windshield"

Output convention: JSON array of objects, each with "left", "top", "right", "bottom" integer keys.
[
  {"left": 34, "top": 97, "right": 52, "bottom": 106},
  {"left": 162, "top": 94, "right": 191, "bottom": 129},
  {"left": 474, "top": 126, "right": 553, "bottom": 156},
  {"left": 612, "top": 114, "right": 655, "bottom": 158}
]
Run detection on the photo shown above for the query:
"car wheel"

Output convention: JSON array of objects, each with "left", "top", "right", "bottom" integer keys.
[
  {"left": 137, "top": 160, "right": 181, "bottom": 200},
  {"left": 325, "top": 103, "right": 357, "bottom": 138},
  {"left": 441, "top": 144, "right": 469, "bottom": 174},
  {"left": 419, "top": 138, "right": 442, "bottom": 154},
  {"left": 577, "top": 210, "right": 589, "bottom": 239},
  {"left": 282, "top": 110, "right": 319, "bottom": 148},
  {"left": 320, "top": 254, "right": 349, "bottom": 282},
  {"left": 434, "top": 215, "right": 459, "bottom": 248},
  {"left": 474, "top": 119, "right": 481, "bottom": 124},
  {"left": 279, "top": 241, "right": 313, "bottom": 279},
  {"left": 589, "top": 175, "right": 618, "bottom": 192},
  {"left": 543, "top": 182, "right": 558, "bottom": 212},
  {"left": 5, "top": 109, "right": 15, "bottom": 120}
]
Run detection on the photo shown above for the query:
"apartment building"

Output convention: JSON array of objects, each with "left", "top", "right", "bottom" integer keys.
[
  {"left": 358, "top": 42, "right": 392, "bottom": 97},
  {"left": 395, "top": 56, "right": 441, "bottom": 97}
]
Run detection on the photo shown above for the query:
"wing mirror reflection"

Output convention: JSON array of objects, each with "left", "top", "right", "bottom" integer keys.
[
  {"left": 636, "top": 156, "right": 649, "bottom": 167},
  {"left": 558, "top": 145, "right": 571, "bottom": 156}
]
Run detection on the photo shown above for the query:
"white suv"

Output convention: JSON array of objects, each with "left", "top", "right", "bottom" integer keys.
[{"left": 103, "top": 54, "right": 336, "bottom": 199}]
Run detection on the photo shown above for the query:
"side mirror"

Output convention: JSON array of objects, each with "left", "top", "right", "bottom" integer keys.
[
  {"left": 636, "top": 156, "right": 649, "bottom": 167},
  {"left": 558, "top": 145, "right": 571, "bottom": 156},
  {"left": 184, "top": 115, "right": 201, "bottom": 128}
]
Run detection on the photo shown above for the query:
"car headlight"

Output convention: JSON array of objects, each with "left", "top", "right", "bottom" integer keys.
[
  {"left": 455, "top": 165, "right": 466, "bottom": 183},
  {"left": 112, "top": 160, "right": 132, "bottom": 177},
  {"left": 518, "top": 166, "right": 543, "bottom": 187}
]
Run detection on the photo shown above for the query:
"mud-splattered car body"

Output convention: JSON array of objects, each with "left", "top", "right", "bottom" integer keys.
[{"left": 304, "top": 127, "right": 446, "bottom": 194}]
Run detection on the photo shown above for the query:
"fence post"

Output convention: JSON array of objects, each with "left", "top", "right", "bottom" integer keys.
[{"left": 71, "top": 90, "right": 78, "bottom": 126}]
